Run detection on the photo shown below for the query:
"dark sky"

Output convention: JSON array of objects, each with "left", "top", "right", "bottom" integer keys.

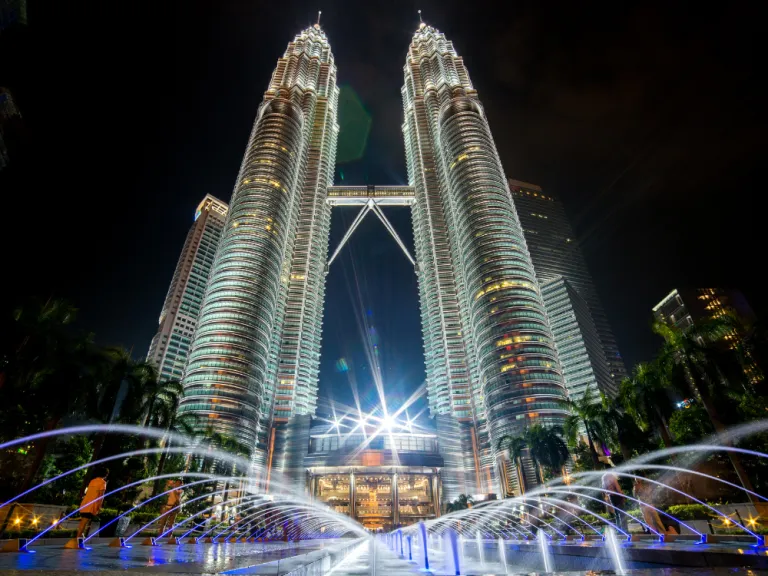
[{"left": 3, "top": 1, "right": 764, "bottom": 411}]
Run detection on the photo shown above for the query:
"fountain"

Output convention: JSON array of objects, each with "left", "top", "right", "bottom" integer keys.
[
  {"left": 605, "top": 527, "right": 627, "bottom": 575},
  {"left": 537, "top": 528, "right": 553, "bottom": 572},
  {"left": 407, "top": 534, "right": 413, "bottom": 561},
  {"left": 418, "top": 520, "right": 430, "bottom": 571},
  {"left": 498, "top": 536, "right": 509, "bottom": 574},
  {"left": 4, "top": 421, "right": 768, "bottom": 573},
  {"left": 447, "top": 528, "right": 461, "bottom": 575},
  {"left": 0, "top": 424, "right": 367, "bottom": 561},
  {"left": 475, "top": 530, "right": 484, "bottom": 567}
]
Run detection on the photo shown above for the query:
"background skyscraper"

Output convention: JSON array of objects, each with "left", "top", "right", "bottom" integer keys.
[
  {"left": 653, "top": 288, "right": 762, "bottom": 385},
  {"left": 147, "top": 194, "right": 228, "bottom": 381},
  {"left": 510, "top": 179, "right": 627, "bottom": 391},
  {"left": 541, "top": 276, "right": 616, "bottom": 401},
  {"left": 178, "top": 24, "right": 339, "bottom": 455},
  {"left": 403, "top": 23, "right": 568, "bottom": 496}
]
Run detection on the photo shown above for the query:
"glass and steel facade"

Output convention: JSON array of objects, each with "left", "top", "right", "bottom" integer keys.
[
  {"left": 653, "top": 288, "right": 762, "bottom": 385},
  {"left": 178, "top": 24, "right": 339, "bottom": 452},
  {"left": 541, "top": 276, "right": 615, "bottom": 401},
  {"left": 509, "top": 179, "right": 627, "bottom": 391},
  {"left": 402, "top": 24, "right": 568, "bottom": 496},
  {"left": 147, "top": 195, "right": 228, "bottom": 381},
  {"left": 303, "top": 417, "right": 442, "bottom": 531},
  {"left": 172, "top": 22, "right": 569, "bottom": 497}
]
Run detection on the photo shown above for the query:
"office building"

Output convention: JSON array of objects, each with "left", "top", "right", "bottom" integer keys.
[
  {"left": 175, "top": 21, "right": 568, "bottom": 500},
  {"left": 270, "top": 414, "right": 443, "bottom": 531},
  {"left": 509, "top": 179, "right": 627, "bottom": 392},
  {"left": 402, "top": 24, "right": 568, "bottom": 496},
  {"left": 178, "top": 23, "right": 340, "bottom": 450},
  {"left": 653, "top": 288, "right": 762, "bottom": 385},
  {"left": 147, "top": 195, "right": 228, "bottom": 381},
  {"left": 541, "top": 276, "right": 616, "bottom": 401}
]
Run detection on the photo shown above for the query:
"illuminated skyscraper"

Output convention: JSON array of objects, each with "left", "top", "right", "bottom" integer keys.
[
  {"left": 541, "top": 276, "right": 615, "bottom": 401},
  {"left": 174, "top": 20, "right": 565, "bottom": 499},
  {"left": 147, "top": 194, "right": 228, "bottom": 381},
  {"left": 653, "top": 288, "right": 762, "bottom": 385},
  {"left": 510, "top": 179, "right": 627, "bottom": 390},
  {"left": 402, "top": 23, "right": 569, "bottom": 495},
  {"left": 178, "top": 23, "right": 339, "bottom": 450}
]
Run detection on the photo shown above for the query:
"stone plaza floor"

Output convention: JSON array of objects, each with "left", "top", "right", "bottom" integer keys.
[
  {"left": 0, "top": 539, "right": 346, "bottom": 574},
  {"left": 1, "top": 537, "right": 767, "bottom": 575}
]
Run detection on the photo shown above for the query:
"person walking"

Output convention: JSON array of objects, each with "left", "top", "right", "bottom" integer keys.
[
  {"left": 65, "top": 468, "right": 109, "bottom": 548},
  {"left": 633, "top": 477, "right": 666, "bottom": 534},
  {"left": 157, "top": 479, "right": 183, "bottom": 535}
]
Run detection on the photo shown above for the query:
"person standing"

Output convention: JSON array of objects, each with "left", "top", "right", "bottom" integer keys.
[{"left": 602, "top": 466, "right": 626, "bottom": 532}]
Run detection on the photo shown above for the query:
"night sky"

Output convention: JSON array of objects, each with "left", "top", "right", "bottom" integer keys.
[{"left": 3, "top": 1, "right": 764, "bottom": 412}]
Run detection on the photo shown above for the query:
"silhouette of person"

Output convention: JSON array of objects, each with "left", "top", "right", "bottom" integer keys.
[{"left": 75, "top": 468, "right": 109, "bottom": 539}]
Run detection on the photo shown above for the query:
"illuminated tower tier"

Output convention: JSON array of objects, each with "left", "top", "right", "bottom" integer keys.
[
  {"left": 147, "top": 195, "right": 228, "bottom": 381},
  {"left": 178, "top": 24, "right": 339, "bottom": 450},
  {"left": 402, "top": 23, "right": 569, "bottom": 494}
]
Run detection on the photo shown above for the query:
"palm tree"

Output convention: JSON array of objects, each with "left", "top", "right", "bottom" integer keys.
[
  {"left": 654, "top": 317, "right": 762, "bottom": 509},
  {"left": 87, "top": 348, "right": 158, "bottom": 426},
  {"left": 446, "top": 494, "right": 474, "bottom": 512},
  {"left": 596, "top": 392, "right": 648, "bottom": 463},
  {"left": 150, "top": 410, "right": 196, "bottom": 497},
  {"left": 618, "top": 360, "right": 674, "bottom": 448},
  {"left": 525, "top": 424, "right": 570, "bottom": 481},
  {"left": 497, "top": 435, "right": 528, "bottom": 494},
  {"left": 191, "top": 429, "right": 251, "bottom": 516},
  {"left": 562, "top": 386, "right": 604, "bottom": 469},
  {"left": 654, "top": 317, "right": 745, "bottom": 431},
  {"left": 140, "top": 378, "right": 183, "bottom": 428},
  {"left": 497, "top": 425, "right": 570, "bottom": 493},
  {"left": 0, "top": 299, "right": 97, "bottom": 534},
  {"left": 79, "top": 349, "right": 158, "bottom": 495}
]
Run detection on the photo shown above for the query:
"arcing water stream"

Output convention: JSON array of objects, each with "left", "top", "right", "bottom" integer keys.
[{"left": 1, "top": 421, "right": 768, "bottom": 574}]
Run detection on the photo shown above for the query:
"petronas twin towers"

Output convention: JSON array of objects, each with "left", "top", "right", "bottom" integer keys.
[{"left": 178, "top": 20, "right": 569, "bottom": 495}]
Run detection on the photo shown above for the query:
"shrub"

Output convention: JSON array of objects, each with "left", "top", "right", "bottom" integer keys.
[
  {"left": 130, "top": 511, "right": 163, "bottom": 526},
  {"left": 624, "top": 508, "right": 642, "bottom": 519},
  {"left": 665, "top": 504, "right": 714, "bottom": 520}
]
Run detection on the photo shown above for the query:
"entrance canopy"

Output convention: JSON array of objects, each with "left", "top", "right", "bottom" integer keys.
[{"left": 326, "top": 185, "right": 416, "bottom": 269}]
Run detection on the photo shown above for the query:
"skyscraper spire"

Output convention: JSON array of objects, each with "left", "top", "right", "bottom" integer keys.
[
  {"left": 316, "top": 10, "right": 322, "bottom": 28},
  {"left": 178, "top": 25, "right": 339, "bottom": 459},
  {"left": 402, "top": 23, "right": 568, "bottom": 497}
]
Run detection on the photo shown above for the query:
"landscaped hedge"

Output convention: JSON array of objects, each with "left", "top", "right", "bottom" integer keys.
[
  {"left": 130, "top": 511, "right": 163, "bottom": 526},
  {"left": 624, "top": 508, "right": 643, "bottom": 520},
  {"left": 664, "top": 504, "right": 714, "bottom": 520}
]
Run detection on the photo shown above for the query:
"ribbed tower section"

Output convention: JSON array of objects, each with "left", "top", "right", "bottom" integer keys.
[
  {"left": 403, "top": 28, "right": 475, "bottom": 423},
  {"left": 179, "top": 25, "right": 338, "bottom": 453},
  {"left": 403, "top": 23, "right": 569, "bottom": 494},
  {"left": 273, "top": 30, "right": 339, "bottom": 423}
]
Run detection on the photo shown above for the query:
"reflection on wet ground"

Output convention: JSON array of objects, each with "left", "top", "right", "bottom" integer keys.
[
  {"left": 1, "top": 538, "right": 767, "bottom": 575},
  {"left": 0, "top": 539, "right": 338, "bottom": 574}
]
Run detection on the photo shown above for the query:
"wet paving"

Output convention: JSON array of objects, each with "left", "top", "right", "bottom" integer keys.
[
  {"left": 0, "top": 539, "right": 341, "bottom": 575},
  {"left": 1, "top": 537, "right": 767, "bottom": 575},
  {"left": 323, "top": 539, "right": 422, "bottom": 576}
]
